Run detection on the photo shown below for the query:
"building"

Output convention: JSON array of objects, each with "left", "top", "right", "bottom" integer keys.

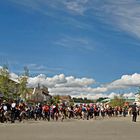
[
  {"left": 59, "top": 95, "right": 72, "bottom": 104},
  {"left": 26, "top": 86, "right": 52, "bottom": 103}
]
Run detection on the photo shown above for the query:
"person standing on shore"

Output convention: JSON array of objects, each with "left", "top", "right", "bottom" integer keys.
[{"left": 131, "top": 103, "right": 137, "bottom": 122}]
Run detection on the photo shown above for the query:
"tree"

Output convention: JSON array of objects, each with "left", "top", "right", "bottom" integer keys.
[
  {"left": 18, "top": 66, "right": 29, "bottom": 101},
  {"left": 53, "top": 95, "right": 60, "bottom": 104},
  {"left": 23, "top": 66, "right": 29, "bottom": 77},
  {"left": 109, "top": 95, "right": 125, "bottom": 107},
  {"left": 136, "top": 88, "right": 140, "bottom": 102},
  {"left": 0, "top": 65, "right": 11, "bottom": 99}
]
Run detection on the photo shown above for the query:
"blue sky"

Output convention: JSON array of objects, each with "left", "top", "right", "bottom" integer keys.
[{"left": 1, "top": 0, "right": 140, "bottom": 98}]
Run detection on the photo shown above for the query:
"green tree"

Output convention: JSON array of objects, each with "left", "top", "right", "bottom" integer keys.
[
  {"left": 0, "top": 65, "right": 11, "bottom": 99},
  {"left": 53, "top": 95, "right": 60, "bottom": 104},
  {"left": 110, "top": 95, "right": 125, "bottom": 107},
  {"left": 136, "top": 88, "right": 140, "bottom": 102},
  {"left": 18, "top": 66, "right": 29, "bottom": 101}
]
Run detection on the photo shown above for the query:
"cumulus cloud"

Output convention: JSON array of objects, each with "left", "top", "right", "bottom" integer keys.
[
  {"left": 70, "top": 92, "right": 136, "bottom": 100},
  {"left": 90, "top": 73, "right": 140, "bottom": 94},
  {"left": 27, "top": 74, "right": 97, "bottom": 98},
  {"left": 106, "top": 73, "right": 140, "bottom": 90},
  {"left": 27, "top": 73, "right": 140, "bottom": 99},
  {"left": 1, "top": 64, "right": 140, "bottom": 99},
  {"left": 27, "top": 74, "right": 95, "bottom": 88}
]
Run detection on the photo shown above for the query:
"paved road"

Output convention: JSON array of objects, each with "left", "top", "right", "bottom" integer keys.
[{"left": 0, "top": 116, "right": 140, "bottom": 140}]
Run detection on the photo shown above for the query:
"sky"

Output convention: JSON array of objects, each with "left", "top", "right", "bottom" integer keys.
[{"left": 1, "top": 0, "right": 140, "bottom": 99}]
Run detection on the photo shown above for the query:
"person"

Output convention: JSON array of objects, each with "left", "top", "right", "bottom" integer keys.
[
  {"left": 11, "top": 102, "right": 16, "bottom": 123},
  {"left": 43, "top": 104, "right": 50, "bottom": 121},
  {"left": 131, "top": 103, "right": 137, "bottom": 122}
]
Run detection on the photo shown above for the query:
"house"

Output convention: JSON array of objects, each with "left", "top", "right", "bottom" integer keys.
[
  {"left": 59, "top": 95, "right": 72, "bottom": 104},
  {"left": 26, "top": 86, "right": 52, "bottom": 103}
]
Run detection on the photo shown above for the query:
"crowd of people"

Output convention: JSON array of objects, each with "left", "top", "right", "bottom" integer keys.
[{"left": 0, "top": 99, "right": 139, "bottom": 123}]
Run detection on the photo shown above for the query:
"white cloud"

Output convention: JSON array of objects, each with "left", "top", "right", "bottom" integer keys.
[
  {"left": 55, "top": 35, "right": 95, "bottom": 51},
  {"left": 29, "top": 64, "right": 43, "bottom": 70},
  {"left": 123, "top": 92, "right": 135, "bottom": 98},
  {"left": 27, "top": 74, "right": 95, "bottom": 88},
  {"left": 70, "top": 92, "right": 136, "bottom": 100},
  {"left": 9, "top": 0, "right": 140, "bottom": 39},
  {"left": 27, "top": 64, "right": 47, "bottom": 72},
  {"left": 8, "top": 71, "right": 140, "bottom": 99},
  {"left": 62, "top": 0, "right": 90, "bottom": 15},
  {"left": 25, "top": 63, "right": 64, "bottom": 75},
  {"left": 72, "top": 93, "right": 106, "bottom": 99},
  {"left": 90, "top": 73, "right": 140, "bottom": 93},
  {"left": 107, "top": 73, "right": 140, "bottom": 90},
  {"left": 92, "top": 0, "right": 140, "bottom": 39},
  {"left": 27, "top": 73, "right": 140, "bottom": 99},
  {"left": 1, "top": 64, "right": 140, "bottom": 99},
  {"left": 9, "top": 0, "right": 90, "bottom": 15}
]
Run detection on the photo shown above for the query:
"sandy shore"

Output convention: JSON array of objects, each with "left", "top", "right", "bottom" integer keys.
[{"left": 0, "top": 116, "right": 140, "bottom": 140}]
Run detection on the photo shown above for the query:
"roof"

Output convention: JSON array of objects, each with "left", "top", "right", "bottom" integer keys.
[
  {"left": 9, "top": 77, "right": 19, "bottom": 84},
  {"left": 0, "top": 75, "right": 19, "bottom": 84},
  {"left": 100, "top": 98, "right": 111, "bottom": 103}
]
